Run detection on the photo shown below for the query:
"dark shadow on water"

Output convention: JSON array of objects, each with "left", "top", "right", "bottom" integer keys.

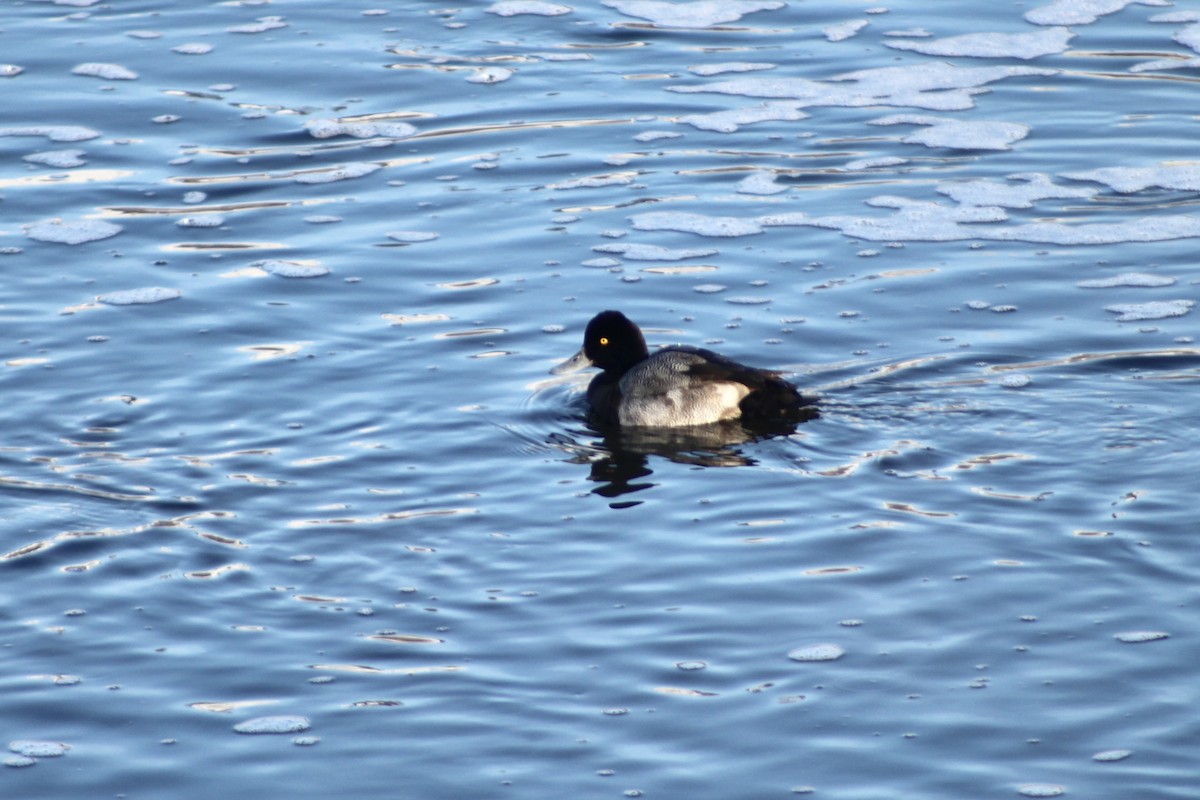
[{"left": 553, "top": 409, "right": 818, "bottom": 508}]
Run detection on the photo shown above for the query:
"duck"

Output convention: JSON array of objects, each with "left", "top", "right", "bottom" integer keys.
[{"left": 552, "top": 310, "right": 816, "bottom": 428}]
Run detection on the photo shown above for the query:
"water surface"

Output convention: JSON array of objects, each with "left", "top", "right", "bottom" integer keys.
[{"left": 2, "top": 1, "right": 1198, "bottom": 798}]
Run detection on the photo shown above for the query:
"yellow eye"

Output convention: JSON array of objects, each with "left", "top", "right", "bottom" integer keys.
[{"left": 599, "top": 337, "right": 609, "bottom": 345}]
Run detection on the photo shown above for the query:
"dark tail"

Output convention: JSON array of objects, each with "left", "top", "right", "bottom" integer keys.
[{"left": 739, "top": 375, "right": 818, "bottom": 422}]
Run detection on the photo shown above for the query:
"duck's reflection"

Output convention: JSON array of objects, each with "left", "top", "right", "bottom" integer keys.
[{"left": 557, "top": 409, "right": 817, "bottom": 506}]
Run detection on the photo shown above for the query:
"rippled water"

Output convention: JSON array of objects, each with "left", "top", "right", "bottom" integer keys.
[{"left": 3, "top": 1, "right": 1198, "bottom": 797}]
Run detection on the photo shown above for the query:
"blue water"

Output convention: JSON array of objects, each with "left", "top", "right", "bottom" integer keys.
[{"left": 2, "top": 1, "right": 1198, "bottom": 797}]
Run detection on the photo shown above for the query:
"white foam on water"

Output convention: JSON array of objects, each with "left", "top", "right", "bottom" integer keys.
[
  {"left": 736, "top": 170, "right": 788, "bottom": 195},
  {"left": 591, "top": 243, "right": 718, "bottom": 260},
  {"left": 885, "top": 27, "right": 1074, "bottom": 59},
  {"left": 633, "top": 130, "right": 682, "bottom": 142},
  {"left": 176, "top": 215, "right": 225, "bottom": 228},
  {"left": 304, "top": 119, "right": 416, "bottom": 139},
  {"left": 227, "top": 16, "right": 288, "bottom": 34},
  {"left": 630, "top": 211, "right": 763, "bottom": 237},
  {"left": 670, "top": 63, "right": 1057, "bottom": 113},
  {"left": 253, "top": 261, "right": 326, "bottom": 280},
  {"left": 172, "top": 43, "right": 214, "bottom": 55},
  {"left": 1061, "top": 165, "right": 1200, "bottom": 193},
  {"left": 1150, "top": 10, "right": 1200, "bottom": 22},
  {"left": 602, "top": 0, "right": 785, "bottom": 28},
  {"left": 1161, "top": 12, "right": 1200, "bottom": 53},
  {"left": 787, "top": 643, "right": 845, "bottom": 662},
  {"left": 824, "top": 20, "right": 868, "bottom": 42},
  {"left": 678, "top": 102, "right": 807, "bottom": 133},
  {"left": 8, "top": 741, "right": 69, "bottom": 758},
  {"left": 0, "top": 125, "right": 100, "bottom": 142},
  {"left": 1004, "top": 216, "right": 1200, "bottom": 244},
  {"left": 763, "top": 200, "right": 989, "bottom": 242},
  {"left": 688, "top": 62, "right": 775, "bottom": 76},
  {"left": 25, "top": 219, "right": 123, "bottom": 245},
  {"left": 1025, "top": 0, "right": 1168, "bottom": 26},
  {"left": 1076, "top": 272, "right": 1176, "bottom": 288},
  {"left": 870, "top": 114, "right": 1030, "bottom": 150},
  {"left": 546, "top": 173, "right": 635, "bottom": 189},
  {"left": 1105, "top": 300, "right": 1193, "bottom": 322},
  {"left": 845, "top": 156, "right": 908, "bottom": 170},
  {"left": 883, "top": 28, "right": 931, "bottom": 37},
  {"left": 937, "top": 173, "right": 1096, "bottom": 207},
  {"left": 486, "top": 1, "right": 572, "bottom": 16},
  {"left": 97, "top": 287, "right": 182, "bottom": 305},
  {"left": 232, "top": 715, "right": 310, "bottom": 734},
  {"left": 1129, "top": 56, "right": 1200, "bottom": 74},
  {"left": 827, "top": 64, "right": 1058, "bottom": 108},
  {"left": 23, "top": 149, "right": 87, "bottom": 168},
  {"left": 255, "top": 260, "right": 331, "bottom": 278},
  {"left": 467, "top": 67, "right": 514, "bottom": 84},
  {"left": 72, "top": 62, "right": 138, "bottom": 80},
  {"left": 538, "top": 52, "right": 593, "bottom": 61},
  {"left": 386, "top": 231, "right": 439, "bottom": 242},
  {"left": 1114, "top": 630, "right": 1170, "bottom": 642},
  {"left": 763, "top": 198, "right": 1200, "bottom": 244},
  {"left": 294, "top": 163, "right": 380, "bottom": 184}
]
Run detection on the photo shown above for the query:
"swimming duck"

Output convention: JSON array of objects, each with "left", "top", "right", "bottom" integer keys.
[{"left": 553, "top": 310, "right": 815, "bottom": 428}]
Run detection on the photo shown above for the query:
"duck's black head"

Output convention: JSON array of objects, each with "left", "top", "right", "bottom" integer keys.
[{"left": 583, "top": 310, "right": 649, "bottom": 374}]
